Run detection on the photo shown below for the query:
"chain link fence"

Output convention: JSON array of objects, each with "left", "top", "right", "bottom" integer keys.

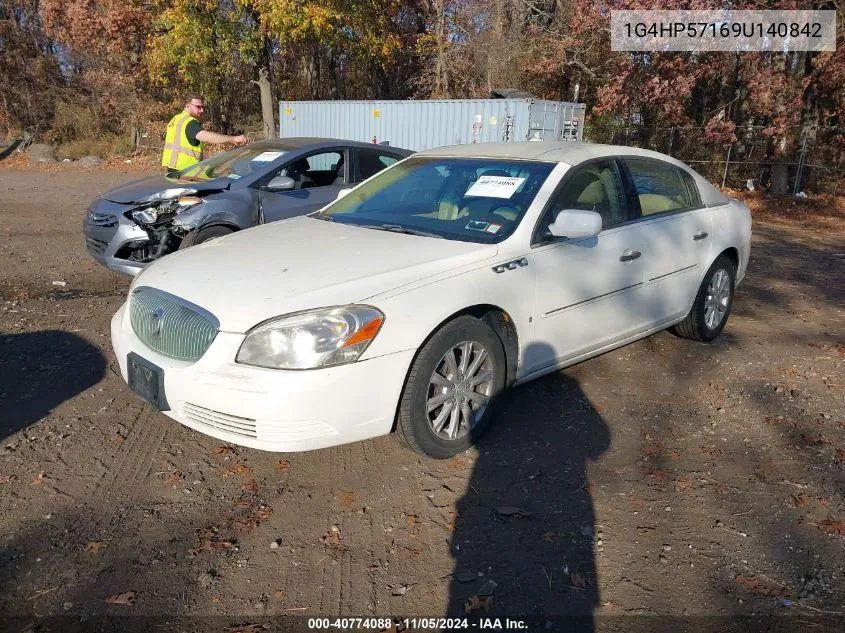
[{"left": 585, "top": 124, "right": 844, "bottom": 196}]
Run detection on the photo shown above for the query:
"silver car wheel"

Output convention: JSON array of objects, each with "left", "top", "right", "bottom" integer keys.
[
  {"left": 704, "top": 268, "right": 731, "bottom": 330},
  {"left": 426, "top": 341, "right": 494, "bottom": 440}
]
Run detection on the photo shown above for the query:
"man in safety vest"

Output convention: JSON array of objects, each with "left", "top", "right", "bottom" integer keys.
[{"left": 161, "top": 93, "right": 248, "bottom": 176}]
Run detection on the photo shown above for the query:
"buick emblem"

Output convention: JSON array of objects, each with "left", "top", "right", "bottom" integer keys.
[{"left": 150, "top": 307, "right": 165, "bottom": 338}]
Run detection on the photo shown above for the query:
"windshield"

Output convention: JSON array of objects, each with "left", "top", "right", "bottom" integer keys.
[
  {"left": 176, "top": 146, "right": 290, "bottom": 181},
  {"left": 316, "top": 156, "right": 555, "bottom": 243}
]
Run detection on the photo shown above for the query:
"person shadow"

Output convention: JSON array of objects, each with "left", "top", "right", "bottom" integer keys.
[
  {"left": 447, "top": 342, "right": 610, "bottom": 631},
  {"left": 0, "top": 330, "right": 106, "bottom": 441}
]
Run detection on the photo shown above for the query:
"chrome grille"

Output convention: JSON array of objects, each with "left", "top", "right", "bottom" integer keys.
[
  {"left": 129, "top": 287, "right": 218, "bottom": 361},
  {"left": 182, "top": 403, "right": 257, "bottom": 438},
  {"left": 85, "top": 237, "right": 108, "bottom": 255}
]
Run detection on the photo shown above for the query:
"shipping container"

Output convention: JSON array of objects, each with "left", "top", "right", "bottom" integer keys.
[{"left": 278, "top": 99, "right": 586, "bottom": 151}]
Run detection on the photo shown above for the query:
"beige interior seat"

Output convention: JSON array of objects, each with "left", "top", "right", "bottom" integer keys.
[{"left": 638, "top": 193, "right": 681, "bottom": 215}]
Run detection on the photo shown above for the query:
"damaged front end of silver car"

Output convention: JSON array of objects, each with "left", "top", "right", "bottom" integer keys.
[{"left": 117, "top": 188, "right": 208, "bottom": 263}]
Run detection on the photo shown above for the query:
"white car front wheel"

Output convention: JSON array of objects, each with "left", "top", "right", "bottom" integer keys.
[{"left": 396, "top": 316, "right": 506, "bottom": 459}]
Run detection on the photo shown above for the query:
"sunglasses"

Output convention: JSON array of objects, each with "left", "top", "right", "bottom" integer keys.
[{"left": 190, "top": 103, "right": 205, "bottom": 110}]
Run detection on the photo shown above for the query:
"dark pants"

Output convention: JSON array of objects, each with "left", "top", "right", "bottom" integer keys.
[{"left": 166, "top": 168, "right": 181, "bottom": 178}]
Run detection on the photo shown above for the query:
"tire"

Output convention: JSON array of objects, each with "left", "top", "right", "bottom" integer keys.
[
  {"left": 672, "top": 254, "right": 736, "bottom": 342},
  {"left": 396, "top": 316, "right": 507, "bottom": 459},
  {"left": 178, "top": 225, "right": 234, "bottom": 250}
]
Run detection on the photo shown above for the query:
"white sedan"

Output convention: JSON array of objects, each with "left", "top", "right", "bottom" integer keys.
[{"left": 111, "top": 142, "right": 751, "bottom": 458}]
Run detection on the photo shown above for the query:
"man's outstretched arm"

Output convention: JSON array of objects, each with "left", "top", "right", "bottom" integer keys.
[{"left": 196, "top": 130, "right": 247, "bottom": 145}]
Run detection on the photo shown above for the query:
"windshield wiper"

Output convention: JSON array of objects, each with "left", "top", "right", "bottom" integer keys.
[{"left": 364, "top": 224, "right": 444, "bottom": 239}]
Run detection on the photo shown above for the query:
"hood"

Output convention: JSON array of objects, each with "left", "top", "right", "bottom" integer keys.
[
  {"left": 101, "top": 175, "right": 232, "bottom": 204},
  {"left": 133, "top": 217, "right": 498, "bottom": 333}
]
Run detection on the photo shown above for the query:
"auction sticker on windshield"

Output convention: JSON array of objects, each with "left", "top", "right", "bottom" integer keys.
[
  {"left": 251, "top": 151, "right": 286, "bottom": 162},
  {"left": 465, "top": 176, "right": 525, "bottom": 198}
]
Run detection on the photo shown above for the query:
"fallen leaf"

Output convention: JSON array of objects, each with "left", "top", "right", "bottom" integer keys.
[
  {"left": 256, "top": 506, "right": 273, "bottom": 520},
  {"left": 584, "top": 483, "right": 594, "bottom": 496},
  {"left": 242, "top": 479, "right": 259, "bottom": 493},
  {"left": 31, "top": 473, "right": 44, "bottom": 486},
  {"left": 627, "top": 496, "right": 646, "bottom": 508},
  {"left": 835, "top": 449, "right": 845, "bottom": 464},
  {"left": 275, "top": 459, "right": 291, "bottom": 472},
  {"left": 0, "top": 474, "right": 15, "bottom": 484},
  {"left": 816, "top": 518, "right": 845, "bottom": 536},
  {"left": 211, "top": 596, "right": 222, "bottom": 604},
  {"left": 464, "top": 594, "right": 492, "bottom": 613},
  {"left": 640, "top": 467, "right": 669, "bottom": 482},
  {"left": 212, "top": 446, "right": 235, "bottom": 455},
  {"left": 801, "top": 433, "right": 826, "bottom": 445},
  {"left": 222, "top": 462, "right": 253, "bottom": 477},
  {"left": 735, "top": 575, "right": 791, "bottom": 598},
  {"left": 699, "top": 445, "right": 723, "bottom": 456},
  {"left": 105, "top": 591, "right": 137, "bottom": 605},
  {"left": 274, "top": 590, "right": 286, "bottom": 600},
  {"left": 570, "top": 572, "right": 588, "bottom": 588},
  {"left": 792, "top": 493, "right": 810, "bottom": 507},
  {"left": 166, "top": 471, "right": 183, "bottom": 484},
  {"left": 110, "top": 435, "right": 125, "bottom": 444},
  {"left": 494, "top": 506, "right": 531, "bottom": 518},
  {"left": 542, "top": 531, "right": 557, "bottom": 542},
  {"left": 675, "top": 478, "right": 692, "bottom": 491},
  {"left": 321, "top": 529, "right": 342, "bottom": 547},
  {"left": 446, "top": 457, "right": 467, "bottom": 470},
  {"left": 339, "top": 491, "right": 358, "bottom": 507},
  {"left": 400, "top": 547, "right": 420, "bottom": 558},
  {"left": 85, "top": 541, "right": 107, "bottom": 555}
]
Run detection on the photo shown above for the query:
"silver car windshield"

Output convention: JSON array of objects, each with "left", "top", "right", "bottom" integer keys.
[
  {"left": 177, "top": 146, "right": 290, "bottom": 181},
  {"left": 316, "top": 157, "right": 555, "bottom": 243}
]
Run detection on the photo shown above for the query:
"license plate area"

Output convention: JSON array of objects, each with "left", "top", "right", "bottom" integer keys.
[{"left": 127, "top": 352, "right": 169, "bottom": 411}]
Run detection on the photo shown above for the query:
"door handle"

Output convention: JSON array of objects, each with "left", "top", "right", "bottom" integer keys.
[
  {"left": 693, "top": 231, "right": 709, "bottom": 240},
  {"left": 619, "top": 250, "right": 641, "bottom": 262}
]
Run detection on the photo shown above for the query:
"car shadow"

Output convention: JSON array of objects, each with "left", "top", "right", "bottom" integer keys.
[
  {"left": 0, "top": 331, "right": 106, "bottom": 441},
  {"left": 447, "top": 342, "right": 610, "bottom": 630}
]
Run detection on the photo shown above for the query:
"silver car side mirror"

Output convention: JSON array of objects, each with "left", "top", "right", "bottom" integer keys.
[
  {"left": 548, "top": 209, "right": 603, "bottom": 239},
  {"left": 265, "top": 175, "right": 296, "bottom": 191}
]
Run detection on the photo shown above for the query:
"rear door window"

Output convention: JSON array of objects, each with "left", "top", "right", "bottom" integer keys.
[
  {"left": 358, "top": 149, "right": 402, "bottom": 181},
  {"left": 625, "top": 158, "right": 699, "bottom": 216}
]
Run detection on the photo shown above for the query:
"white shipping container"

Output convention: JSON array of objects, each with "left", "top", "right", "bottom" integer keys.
[{"left": 278, "top": 99, "right": 585, "bottom": 151}]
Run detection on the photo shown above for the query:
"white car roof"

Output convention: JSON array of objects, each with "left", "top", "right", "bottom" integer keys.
[{"left": 417, "top": 142, "right": 730, "bottom": 207}]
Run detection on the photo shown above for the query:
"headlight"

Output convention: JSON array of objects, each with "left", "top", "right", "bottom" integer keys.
[
  {"left": 132, "top": 209, "right": 157, "bottom": 224},
  {"left": 236, "top": 306, "right": 384, "bottom": 370}
]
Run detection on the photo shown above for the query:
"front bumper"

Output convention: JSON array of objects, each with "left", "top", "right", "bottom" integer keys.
[
  {"left": 82, "top": 199, "right": 148, "bottom": 277},
  {"left": 110, "top": 302, "right": 415, "bottom": 452}
]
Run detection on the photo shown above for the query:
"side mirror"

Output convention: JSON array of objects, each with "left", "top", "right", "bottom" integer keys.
[
  {"left": 335, "top": 188, "right": 352, "bottom": 200},
  {"left": 264, "top": 175, "right": 296, "bottom": 191},
  {"left": 547, "top": 209, "right": 603, "bottom": 239}
]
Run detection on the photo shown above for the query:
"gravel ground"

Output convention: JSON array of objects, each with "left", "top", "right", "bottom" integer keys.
[{"left": 0, "top": 166, "right": 843, "bottom": 632}]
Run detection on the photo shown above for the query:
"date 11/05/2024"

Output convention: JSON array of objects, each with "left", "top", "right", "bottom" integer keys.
[{"left": 307, "top": 618, "right": 528, "bottom": 630}]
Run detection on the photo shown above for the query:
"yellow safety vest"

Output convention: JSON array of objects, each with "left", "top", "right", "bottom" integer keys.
[{"left": 161, "top": 111, "right": 203, "bottom": 170}]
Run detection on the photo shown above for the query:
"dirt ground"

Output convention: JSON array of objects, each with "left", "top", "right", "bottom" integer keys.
[{"left": 0, "top": 165, "right": 843, "bottom": 632}]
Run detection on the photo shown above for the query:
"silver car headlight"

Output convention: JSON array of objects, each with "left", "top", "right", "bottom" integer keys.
[{"left": 236, "top": 305, "right": 385, "bottom": 370}]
